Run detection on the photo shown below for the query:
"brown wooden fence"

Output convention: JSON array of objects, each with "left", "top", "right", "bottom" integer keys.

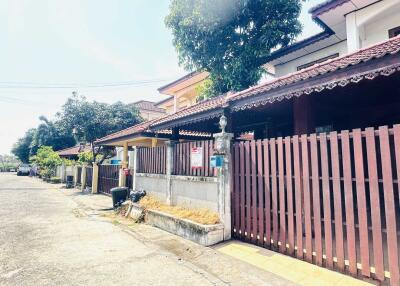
[
  {"left": 136, "top": 146, "right": 167, "bottom": 174},
  {"left": 232, "top": 125, "right": 400, "bottom": 285},
  {"left": 98, "top": 164, "right": 120, "bottom": 195},
  {"left": 173, "top": 140, "right": 215, "bottom": 177}
]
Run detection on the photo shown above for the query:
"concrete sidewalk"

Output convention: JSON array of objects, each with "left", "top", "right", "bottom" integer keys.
[{"left": 58, "top": 185, "right": 374, "bottom": 286}]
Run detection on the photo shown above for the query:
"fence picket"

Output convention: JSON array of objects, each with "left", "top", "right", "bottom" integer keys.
[
  {"left": 341, "top": 130, "right": 357, "bottom": 275},
  {"left": 301, "top": 134, "right": 312, "bottom": 263},
  {"left": 353, "top": 129, "right": 370, "bottom": 277},
  {"left": 240, "top": 142, "right": 246, "bottom": 238},
  {"left": 292, "top": 135, "right": 303, "bottom": 259},
  {"left": 251, "top": 140, "right": 257, "bottom": 242},
  {"left": 234, "top": 144, "right": 240, "bottom": 234},
  {"left": 379, "top": 126, "right": 400, "bottom": 286},
  {"left": 277, "top": 137, "right": 286, "bottom": 253},
  {"left": 320, "top": 133, "right": 333, "bottom": 268},
  {"left": 285, "top": 136, "right": 294, "bottom": 255},
  {"left": 245, "top": 141, "right": 251, "bottom": 240},
  {"left": 263, "top": 139, "right": 271, "bottom": 246},
  {"left": 330, "top": 131, "right": 345, "bottom": 271},
  {"left": 310, "top": 134, "right": 323, "bottom": 266},
  {"left": 270, "top": 138, "right": 278, "bottom": 248},
  {"left": 257, "top": 140, "right": 264, "bottom": 245}
]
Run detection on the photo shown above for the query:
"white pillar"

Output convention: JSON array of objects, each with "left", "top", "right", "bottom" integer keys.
[
  {"left": 132, "top": 147, "right": 138, "bottom": 190},
  {"left": 165, "top": 141, "right": 175, "bottom": 205},
  {"left": 81, "top": 165, "right": 87, "bottom": 191},
  {"left": 346, "top": 12, "right": 360, "bottom": 53},
  {"left": 91, "top": 164, "right": 99, "bottom": 194},
  {"left": 213, "top": 129, "right": 233, "bottom": 241}
]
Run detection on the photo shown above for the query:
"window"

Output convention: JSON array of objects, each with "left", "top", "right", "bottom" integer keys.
[
  {"left": 297, "top": 53, "right": 339, "bottom": 71},
  {"left": 389, "top": 26, "right": 400, "bottom": 38}
]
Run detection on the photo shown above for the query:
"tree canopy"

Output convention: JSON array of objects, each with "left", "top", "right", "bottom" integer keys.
[
  {"left": 165, "top": 0, "right": 303, "bottom": 98},
  {"left": 12, "top": 93, "right": 142, "bottom": 164}
]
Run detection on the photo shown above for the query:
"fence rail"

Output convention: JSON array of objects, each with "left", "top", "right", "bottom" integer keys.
[
  {"left": 173, "top": 140, "right": 215, "bottom": 177},
  {"left": 98, "top": 164, "right": 120, "bottom": 195},
  {"left": 232, "top": 125, "right": 400, "bottom": 285},
  {"left": 137, "top": 146, "right": 167, "bottom": 174}
]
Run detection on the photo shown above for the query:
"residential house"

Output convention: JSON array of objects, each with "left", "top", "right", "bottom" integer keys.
[
  {"left": 95, "top": 1, "right": 400, "bottom": 284},
  {"left": 57, "top": 144, "right": 92, "bottom": 160},
  {"left": 132, "top": 100, "right": 166, "bottom": 121}
]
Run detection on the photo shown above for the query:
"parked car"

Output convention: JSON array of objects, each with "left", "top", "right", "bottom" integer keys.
[
  {"left": 17, "top": 164, "right": 31, "bottom": 176},
  {"left": 9, "top": 168, "right": 16, "bottom": 172}
]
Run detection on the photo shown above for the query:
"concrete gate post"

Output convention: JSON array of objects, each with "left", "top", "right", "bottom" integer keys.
[
  {"left": 132, "top": 147, "right": 138, "bottom": 190},
  {"left": 73, "top": 165, "right": 79, "bottom": 186},
  {"left": 213, "top": 115, "right": 234, "bottom": 240},
  {"left": 119, "top": 142, "right": 129, "bottom": 187},
  {"left": 92, "top": 163, "right": 99, "bottom": 194},
  {"left": 165, "top": 140, "right": 175, "bottom": 205},
  {"left": 81, "top": 164, "right": 87, "bottom": 191}
]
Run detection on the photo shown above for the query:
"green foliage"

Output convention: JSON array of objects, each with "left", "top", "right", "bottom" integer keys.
[
  {"left": 0, "top": 154, "right": 20, "bottom": 171},
  {"left": 57, "top": 94, "right": 142, "bottom": 144},
  {"left": 30, "top": 116, "right": 75, "bottom": 155},
  {"left": 30, "top": 146, "right": 62, "bottom": 178},
  {"left": 78, "top": 151, "right": 96, "bottom": 164},
  {"left": 12, "top": 129, "right": 36, "bottom": 163},
  {"left": 49, "top": 177, "right": 61, "bottom": 184},
  {"left": 166, "top": 0, "right": 303, "bottom": 97}
]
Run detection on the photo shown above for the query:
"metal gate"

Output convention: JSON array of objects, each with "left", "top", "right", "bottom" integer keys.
[
  {"left": 231, "top": 125, "right": 400, "bottom": 285},
  {"left": 98, "top": 165, "right": 120, "bottom": 195},
  {"left": 85, "top": 166, "right": 93, "bottom": 187}
]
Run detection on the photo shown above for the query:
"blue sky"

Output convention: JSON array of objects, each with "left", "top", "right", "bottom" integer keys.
[{"left": 0, "top": 0, "right": 324, "bottom": 155}]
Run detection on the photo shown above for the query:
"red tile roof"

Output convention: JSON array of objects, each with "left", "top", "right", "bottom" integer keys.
[
  {"left": 57, "top": 144, "right": 91, "bottom": 156},
  {"left": 228, "top": 35, "right": 400, "bottom": 103},
  {"left": 133, "top": 100, "right": 166, "bottom": 113},
  {"left": 151, "top": 95, "right": 226, "bottom": 127},
  {"left": 95, "top": 119, "right": 155, "bottom": 143},
  {"left": 95, "top": 36, "right": 400, "bottom": 144}
]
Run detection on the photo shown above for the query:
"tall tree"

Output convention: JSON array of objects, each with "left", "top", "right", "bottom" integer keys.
[
  {"left": 165, "top": 0, "right": 303, "bottom": 98},
  {"left": 30, "top": 116, "right": 76, "bottom": 155},
  {"left": 57, "top": 94, "right": 142, "bottom": 164},
  {"left": 11, "top": 129, "right": 36, "bottom": 163}
]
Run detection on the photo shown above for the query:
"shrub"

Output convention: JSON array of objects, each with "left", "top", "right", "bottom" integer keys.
[{"left": 49, "top": 177, "right": 61, "bottom": 184}]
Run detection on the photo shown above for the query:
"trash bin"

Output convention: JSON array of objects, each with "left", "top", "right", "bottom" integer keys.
[
  {"left": 66, "top": 175, "right": 74, "bottom": 188},
  {"left": 111, "top": 187, "right": 128, "bottom": 208}
]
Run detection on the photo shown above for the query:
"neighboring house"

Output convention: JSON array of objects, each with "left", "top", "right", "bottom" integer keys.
[
  {"left": 57, "top": 144, "right": 91, "bottom": 160},
  {"left": 132, "top": 100, "right": 166, "bottom": 121},
  {"left": 156, "top": 71, "right": 209, "bottom": 114},
  {"left": 265, "top": 0, "right": 400, "bottom": 78},
  {"left": 95, "top": 1, "right": 400, "bottom": 284}
]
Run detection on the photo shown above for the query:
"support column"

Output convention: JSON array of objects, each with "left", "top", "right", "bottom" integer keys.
[
  {"left": 73, "top": 165, "right": 79, "bottom": 187},
  {"left": 91, "top": 163, "right": 99, "bottom": 194},
  {"left": 293, "top": 96, "right": 315, "bottom": 135},
  {"left": 81, "top": 164, "right": 87, "bottom": 191},
  {"left": 119, "top": 142, "right": 129, "bottom": 187},
  {"left": 213, "top": 115, "right": 234, "bottom": 240},
  {"left": 132, "top": 147, "right": 138, "bottom": 190},
  {"left": 165, "top": 140, "right": 175, "bottom": 205}
]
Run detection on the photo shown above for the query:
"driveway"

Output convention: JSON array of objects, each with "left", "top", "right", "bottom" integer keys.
[{"left": 0, "top": 173, "right": 294, "bottom": 286}]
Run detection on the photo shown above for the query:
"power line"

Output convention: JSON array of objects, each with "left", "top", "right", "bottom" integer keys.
[{"left": 0, "top": 78, "right": 174, "bottom": 89}]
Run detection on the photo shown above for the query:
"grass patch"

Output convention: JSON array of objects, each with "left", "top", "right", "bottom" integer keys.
[{"left": 139, "top": 196, "right": 220, "bottom": 225}]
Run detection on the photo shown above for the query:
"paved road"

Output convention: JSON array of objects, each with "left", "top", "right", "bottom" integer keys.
[{"left": 0, "top": 173, "right": 293, "bottom": 286}]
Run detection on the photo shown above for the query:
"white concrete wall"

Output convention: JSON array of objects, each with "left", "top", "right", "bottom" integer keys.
[
  {"left": 136, "top": 173, "right": 219, "bottom": 212},
  {"left": 171, "top": 176, "right": 219, "bottom": 212},
  {"left": 274, "top": 41, "right": 347, "bottom": 77},
  {"left": 136, "top": 173, "right": 167, "bottom": 201}
]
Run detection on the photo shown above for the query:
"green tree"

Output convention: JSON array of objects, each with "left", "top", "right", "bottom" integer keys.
[
  {"left": 30, "top": 146, "right": 62, "bottom": 178},
  {"left": 30, "top": 116, "right": 76, "bottom": 155},
  {"left": 11, "top": 129, "right": 36, "bottom": 163},
  {"left": 165, "top": 0, "right": 303, "bottom": 98},
  {"left": 57, "top": 93, "right": 142, "bottom": 164}
]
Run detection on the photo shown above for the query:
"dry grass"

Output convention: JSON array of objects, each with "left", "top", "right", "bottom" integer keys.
[{"left": 139, "top": 196, "right": 220, "bottom": 225}]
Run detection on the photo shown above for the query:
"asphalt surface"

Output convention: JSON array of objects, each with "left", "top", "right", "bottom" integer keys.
[{"left": 0, "top": 173, "right": 294, "bottom": 286}]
